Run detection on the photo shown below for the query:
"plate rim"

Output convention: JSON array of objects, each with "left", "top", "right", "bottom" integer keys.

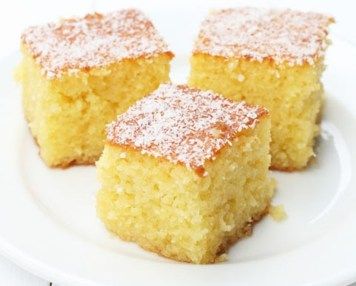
[{"left": 1, "top": 36, "right": 356, "bottom": 286}]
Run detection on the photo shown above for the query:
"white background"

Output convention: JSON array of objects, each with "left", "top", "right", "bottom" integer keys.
[{"left": 0, "top": 0, "right": 355, "bottom": 285}]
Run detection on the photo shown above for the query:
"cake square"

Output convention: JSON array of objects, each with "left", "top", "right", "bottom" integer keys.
[
  {"left": 16, "top": 9, "right": 173, "bottom": 167},
  {"left": 189, "top": 8, "right": 334, "bottom": 170},
  {"left": 96, "top": 83, "right": 274, "bottom": 263}
]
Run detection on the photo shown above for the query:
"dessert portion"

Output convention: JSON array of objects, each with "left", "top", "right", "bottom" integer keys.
[
  {"left": 16, "top": 9, "right": 173, "bottom": 167},
  {"left": 97, "top": 83, "right": 274, "bottom": 263},
  {"left": 189, "top": 8, "right": 334, "bottom": 171}
]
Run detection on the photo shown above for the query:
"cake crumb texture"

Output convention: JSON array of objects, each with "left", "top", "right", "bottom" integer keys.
[
  {"left": 269, "top": 205, "right": 287, "bottom": 221},
  {"left": 17, "top": 9, "right": 173, "bottom": 167},
  {"left": 189, "top": 8, "right": 333, "bottom": 170},
  {"left": 97, "top": 85, "right": 274, "bottom": 264}
]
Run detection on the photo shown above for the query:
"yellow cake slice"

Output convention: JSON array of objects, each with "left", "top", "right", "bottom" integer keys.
[
  {"left": 96, "top": 83, "right": 275, "bottom": 264},
  {"left": 189, "top": 8, "right": 334, "bottom": 171},
  {"left": 16, "top": 9, "right": 173, "bottom": 167}
]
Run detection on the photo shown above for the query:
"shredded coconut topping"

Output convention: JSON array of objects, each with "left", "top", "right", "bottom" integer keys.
[
  {"left": 21, "top": 9, "right": 172, "bottom": 78},
  {"left": 107, "top": 84, "right": 267, "bottom": 174},
  {"left": 194, "top": 8, "right": 334, "bottom": 65}
]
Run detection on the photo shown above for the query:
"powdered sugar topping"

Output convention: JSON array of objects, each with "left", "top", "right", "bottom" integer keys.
[
  {"left": 107, "top": 84, "right": 267, "bottom": 174},
  {"left": 21, "top": 9, "right": 172, "bottom": 78},
  {"left": 194, "top": 8, "right": 334, "bottom": 65}
]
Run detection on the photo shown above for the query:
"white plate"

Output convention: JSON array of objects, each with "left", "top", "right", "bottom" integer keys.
[{"left": 1, "top": 5, "right": 356, "bottom": 286}]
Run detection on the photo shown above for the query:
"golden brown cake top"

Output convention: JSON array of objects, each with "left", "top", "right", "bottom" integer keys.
[
  {"left": 193, "top": 8, "right": 334, "bottom": 65},
  {"left": 107, "top": 83, "right": 267, "bottom": 175},
  {"left": 21, "top": 9, "right": 172, "bottom": 78}
]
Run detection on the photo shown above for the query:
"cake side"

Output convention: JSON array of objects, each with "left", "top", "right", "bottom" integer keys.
[
  {"left": 97, "top": 117, "right": 274, "bottom": 263},
  {"left": 189, "top": 8, "right": 333, "bottom": 170},
  {"left": 189, "top": 54, "right": 324, "bottom": 170},
  {"left": 17, "top": 43, "right": 172, "bottom": 167}
]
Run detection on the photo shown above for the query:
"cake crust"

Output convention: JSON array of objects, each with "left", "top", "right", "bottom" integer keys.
[
  {"left": 21, "top": 9, "right": 173, "bottom": 78},
  {"left": 97, "top": 115, "right": 274, "bottom": 263},
  {"left": 107, "top": 83, "right": 267, "bottom": 174},
  {"left": 193, "top": 8, "right": 334, "bottom": 65}
]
